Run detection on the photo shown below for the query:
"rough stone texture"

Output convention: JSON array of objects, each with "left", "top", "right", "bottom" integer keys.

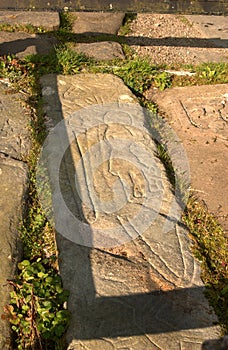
[
  {"left": 73, "top": 41, "right": 125, "bottom": 60},
  {"left": 0, "top": 84, "right": 31, "bottom": 159},
  {"left": 202, "top": 335, "right": 228, "bottom": 350},
  {"left": 40, "top": 73, "right": 219, "bottom": 350},
  {"left": 185, "top": 15, "right": 228, "bottom": 48},
  {"left": 146, "top": 84, "right": 228, "bottom": 232},
  {"left": 72, "top": 12, "right": 125, "bottom": 35},
  {"left": 0, "top": 31, "right": 58, "bottom": 58},
  {"left": 0, "top": 11, "right": 60, "bottom": 30},
  {"left": 0, "top": 156, "right": 27, "bottom": 349},
  {"left": 0, "top": 83, "right": 30, "bottom": 349}
]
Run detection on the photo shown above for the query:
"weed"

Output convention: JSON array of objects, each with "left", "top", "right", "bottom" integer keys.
[
  {"left": 55, "top": 45, "right": 91, "bottom": 74},
  {"left": 172, "top": 62, "right": 228, "bottom": 87},
  {"left": 59, "top": 11, "right": 75, "bottom": 33},
  {"left": 4, "top": 259, "right": 70, "bottom": 350},
  {"left": 196, "top": 62, "right": 228, "bottom": 84},
  {"left": 0, "top": 23, "right": 46, "bottom": 33},
  {"left": 112, "top": 58, "right": 157, "bottom": 94},
  {"left": 1, "top": 54, "right": 70, "bottom": 348},
  {"left": 183, "top": 196, "right": 228, "bottom": 334},
  {"left": 22, "top": 48, "right": 166, "bottom": 95},
  {"left": 0, "top": 55, "right": 26, "bottom": 82},
  {"left": 178, "top": 15, "right": 193, "bottom": 27},
  {"left": 153, "top": 71, "right": 172, "bottom": 90},
  {"left": 118, "top": 13, "right": 137, "bottom": 36}
]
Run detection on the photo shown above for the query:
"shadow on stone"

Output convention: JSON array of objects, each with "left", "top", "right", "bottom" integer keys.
[
  {"left": 0, "top": 33, "right": 58, "bottom": 58},
  {"left": 39, "top": 73, "right": 219, "bottom": 349}
]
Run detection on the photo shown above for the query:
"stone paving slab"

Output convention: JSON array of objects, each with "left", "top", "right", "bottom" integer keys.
[
  {"left": 146, "top": 84, "right": 228, "bottom": 232},
  {"left": 0, "top": 83, "right": 30, "bottom": 348},
  {"left": 0, "top": 156, "right": 27, "bottom": 349},
  {"left": 185, "top": 15, "right": 228, "bottom": 48},
  {"left": 0, "top": 11, "right": 60, "bottom": 30},
  {"left": 72, "top": 12, "right": 125, "bottom": 35},
  {"left": 0, "top": 31, "right": 58, "bottom": 58},
  {"left": 73, "top": 41, "right": 125, "bottom": 60},
  {"left": 0, "top": 84, "right": 31, "bottom": 158},
  {"left": 40, "top": 73, "right": 219, "bottom": 350}
]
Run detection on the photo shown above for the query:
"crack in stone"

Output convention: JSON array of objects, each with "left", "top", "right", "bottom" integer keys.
[
  {"left": 72, "top": 130, "right": 97, "bottom": 223},
  {"left": 0, "top": 150, "right": 26, "bottom": 163}
]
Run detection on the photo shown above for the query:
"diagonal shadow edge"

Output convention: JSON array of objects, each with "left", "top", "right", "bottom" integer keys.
[
  {"left": 0, "top": 34, "right": 227, "bottom": 59},
  {"left": 75, "top": 286, "right": 217, "bottom": 339}
]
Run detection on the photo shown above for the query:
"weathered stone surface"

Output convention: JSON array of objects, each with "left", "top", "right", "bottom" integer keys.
[
  {"left": 72, "top": 12, "right": 125, "bottom": 34},
  {"left": 146, "top": 84, "right": 228, "bottom": 232},
  {"left": 202, "top": 335, "right": 228, "bottom": 350},
  {"left": 0, "top": 31, "right": 58, "bottom": 58},
  {"left": 73, "top": 41, "right": 125, "bottom": 60},
  {"left": 0, "top": 11, "right": 60, "bottom": 30},
  {"left": 40, "top": 73, "right": 219, "bottom": 350},
  {"left": 0, "top": 155, "right": 27, "bottom": 349},
  {"left": 0, "top": 83, "right": 31, "bottom": 159},
  {"left": 0, "top": 83, "right": 30, "bottom": 348},
  {"left": 185, "top": 15, "right": 228, "bottom": 48}
]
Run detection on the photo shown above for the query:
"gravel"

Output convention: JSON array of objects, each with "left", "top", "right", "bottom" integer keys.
[{"left": 124, "top": 14, "right": 228, "bottom": 65}]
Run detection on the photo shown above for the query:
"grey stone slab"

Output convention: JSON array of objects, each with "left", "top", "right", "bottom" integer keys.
[
  {"left": 73, "top": 41, "right": 125, "bottom": 60},
  {"left": 185, "top": 15, "right": 228, "bottom": 48},
  {"left": 72, "top": 12, "right": 125, "bottom": 35},
  {"left": 0, "top": 11, "right": 60, "bottom": 30},
  {"left": 146, "top": 84, "right": 228, "bottom": 232},
  {"left": 40, "top": 73, "right": 219, "bottom": 350},
  {"left": 0, "top": 31, "right": 58, "bottom": 58},
  {"left": 0, "top": 156, "right": 28, "bottom": 349},
  {"left": 0, "top": 84, "right": 31, "bottom": 159},
  {"left": 0, "top": 83, "right": 30, "bottom": 348}
]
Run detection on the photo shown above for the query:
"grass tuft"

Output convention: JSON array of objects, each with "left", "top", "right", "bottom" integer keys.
[{"left": 183, "top": 195, "right": 228, "bottom": 334}]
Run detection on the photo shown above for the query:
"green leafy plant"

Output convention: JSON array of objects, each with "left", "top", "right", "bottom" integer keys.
[
  {"left": 59, "top": 11, "right": 76, "bottom": 33},
  {"left": 55, "top": 46, "right": 91, "bottom": 74},
  {"left": 4, "top": 259, "right": 70, "bottom": 350},
  {"left": 118, "top": 13, "right": 137, "bottom": 36},
  {"left": 172, "top": 62, "right": 228, "bottom": 87},
  {"left": 183, "top": 196, "right": 228, "bottom": 334},
  {"left": 153, "top": 71, "right": 172, "bottom": 90},
  {"left": 0, "top": 23, "right": 46, "bottom": 33},
  {"left": 111, "top": 58, "right": 158, "bottom": 94},
  {"left": 200, "top": 65, "right": 217, "bottom": 81},
  {"left": 0, "top": 55, "right": 25, "bottom": 81}
]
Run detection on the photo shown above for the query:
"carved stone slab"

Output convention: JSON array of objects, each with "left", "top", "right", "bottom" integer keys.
[
  {"left": 147, "top": 84, "right": 228, "bottom": 232},
  {"left": 40, "top": 73, "right": 219, "bottom": 350}
]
